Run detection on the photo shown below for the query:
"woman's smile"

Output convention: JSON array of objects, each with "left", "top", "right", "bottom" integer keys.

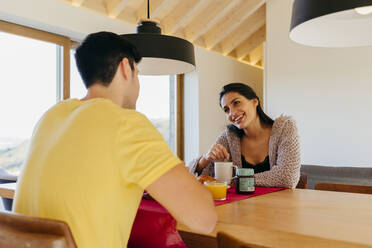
[{"left": 232, "top": 113, "right": 245, "bottom": 125}]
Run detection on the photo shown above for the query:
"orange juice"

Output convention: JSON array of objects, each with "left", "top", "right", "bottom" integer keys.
[{"left": 204, "top": 181, "right": 227, "bottom": 200}]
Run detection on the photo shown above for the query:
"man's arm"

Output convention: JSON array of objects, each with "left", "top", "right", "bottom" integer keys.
[{"left": 145, "top": 163, "right": 217, "bottom": 234}]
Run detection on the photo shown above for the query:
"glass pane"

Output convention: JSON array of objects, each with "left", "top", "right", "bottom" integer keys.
[
  {"left": 0, "top": 32, "right": 58, "bottom": 176},
  {"left": 70, "top": 50, "right": 87, "bottom": 99},
  {"left": 137, "top": 75, "right": 177, "bottom": 153},
  {"left": 70, "top": 55, "right": 177, "bottom": 153}
]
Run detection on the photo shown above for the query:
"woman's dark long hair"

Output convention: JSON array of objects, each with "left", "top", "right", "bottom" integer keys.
[{"left": 219, "top": 83, "right": 274, "bottom": 138}]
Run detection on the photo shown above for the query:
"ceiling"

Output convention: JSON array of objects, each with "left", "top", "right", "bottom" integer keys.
[{"left": 63, "top": 0, "right": 266, "bottom": 68}]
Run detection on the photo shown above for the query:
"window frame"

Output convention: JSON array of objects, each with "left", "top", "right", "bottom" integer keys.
[
  {"left": 0, "top": 20, "right": 71, "bottom": 100},
  {"left": 70, "top": 45, "right": 185, "bottom": 159},
  {"left": 176, "top": 74, "right": 185, "bottom": 160},
  {"left": 0, "top": 20, "right": 185, "bottom": 160}
]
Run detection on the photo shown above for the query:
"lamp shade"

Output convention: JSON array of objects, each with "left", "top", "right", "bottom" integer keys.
[
  {"left": 290, "top": 0, "right": 372, "bottom": 47},
  {"left": 121, "top": 21, "right": 195, "bottom": 75}
]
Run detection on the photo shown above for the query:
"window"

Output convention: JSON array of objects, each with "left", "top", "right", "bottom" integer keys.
[
  {"left": 0, "top": 21, "right": 70, "bottom": 176},
  {"left": 70, "top": 49, "right": 87, "bottom": 99},
  {"left": 136, "top": 75, "right": 177, "bottom": 154},
  {"left": 70, "top": 50, "right": 179, "bottom": 154},
  {"left": 0, "top": 21, "right": 183, "bottom": 177}
]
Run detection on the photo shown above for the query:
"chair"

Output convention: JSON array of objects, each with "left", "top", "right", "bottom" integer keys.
[
  {"left": 0, "top": 169, "right": 17, "bottom": 210},
  {"left": 217, "top": 232, "right": 269, "bottom": 248},
  {"left": 0, "top": 210, "right": 77, "bottom": 248},
  {"left": 295, "top": 173, "right": 308, "bottom": 189},
  {"left": 315, "top": 183, "right": 372, "bottom": 194}
]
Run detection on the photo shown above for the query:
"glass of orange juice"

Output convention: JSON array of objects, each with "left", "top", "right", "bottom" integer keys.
[{"left": 204, "top": 181, "right": 228, "bottom": 200}]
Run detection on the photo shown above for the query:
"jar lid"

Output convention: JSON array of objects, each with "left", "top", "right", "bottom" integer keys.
[{"left": 236, "top": 168, "right": 254, "bottom": 176}]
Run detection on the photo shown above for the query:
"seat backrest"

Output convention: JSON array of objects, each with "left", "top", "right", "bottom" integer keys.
[
  {"left": 0, "top": 169, "right": 17, "bottom": 183},
  {"left": 217, "top": 232, "right": 269, "bottom": 248},
  {"left": 315, "top": 183, "right": 372, "bottom": 194},
  {"left": 0, "top": 211, "right": 77, "bottom": 248},
  {"left": 296, "top": 173, "right": 308, "bottom": 189}
]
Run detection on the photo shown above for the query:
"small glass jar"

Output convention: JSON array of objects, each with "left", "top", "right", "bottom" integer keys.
[{"left": 234, "top": 168, "right": 255, "bottom": 194}]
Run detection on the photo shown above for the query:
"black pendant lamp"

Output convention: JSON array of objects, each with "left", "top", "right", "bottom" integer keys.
[
  {"left": 290, "top": 0, "right": 372, "bottom": 47},
  {"left": 121, "top": 0, "right": 195, "bottom": 75}
]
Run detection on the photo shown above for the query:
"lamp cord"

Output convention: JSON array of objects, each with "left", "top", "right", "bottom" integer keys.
[{"left": 147, "top": 0, "right": 150, "bottom": 19}]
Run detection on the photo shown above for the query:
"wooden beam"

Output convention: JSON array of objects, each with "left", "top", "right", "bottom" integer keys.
[
  {"left": 248, "top": 44, "right": 263, "bottom": 66},
  {"left": 255, "top": 59, "right": 263, "bottom": 67},
  {"left": 183, "top": 0, "right": 240, "bottom": 42},
  {"left": 163, "top": 0, "right": 211, "bottom": 35},
  {"left": 203, "top": 0, "right": 265, "bottom": 49},
  {"left": 220, "top": 6, "right": 265, "bottom": 55},
  {"left": 235, "top": 24, "right": 266, "bottom": 60},
  {"left": 105, "top": 0, "right": 130, "bottom": 18},
  {"left": 71, "top": 0, "right": 85, "bottom": 7}
]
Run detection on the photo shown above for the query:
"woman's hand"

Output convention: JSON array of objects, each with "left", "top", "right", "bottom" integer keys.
[
  {"left": 204, "top": 144, "right": 230, "bottom": 162},
  {"left": 197, "top": 144, "right": 230, "bottom": 173}
]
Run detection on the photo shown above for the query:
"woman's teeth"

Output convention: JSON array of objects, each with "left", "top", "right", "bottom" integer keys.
[{"left": 234, "top": 114, "right": 244, "bottom": 123}]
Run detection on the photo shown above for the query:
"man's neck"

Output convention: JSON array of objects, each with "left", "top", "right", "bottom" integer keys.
[{"left": 82, "top": 83, "right": 121, "bottom": 106}]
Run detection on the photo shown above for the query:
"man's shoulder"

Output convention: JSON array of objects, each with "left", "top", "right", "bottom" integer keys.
[{"left": 68, "top": 98, "right": 140, "bottom": 119}]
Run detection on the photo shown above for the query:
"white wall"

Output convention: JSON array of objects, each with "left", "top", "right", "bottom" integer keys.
[
  {"left": 266, "top": 0, "right": 372, "bottom": 167},
  {"left": 0, "top": 0, "right": 263, "bottom": 164}
]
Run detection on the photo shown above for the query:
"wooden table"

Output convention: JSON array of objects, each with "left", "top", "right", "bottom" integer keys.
[
  {"left": 178, "top": 189, "right": 372, "bottom": 248},
  {"left": 2, "top": 183, "right": 372, "bottom": 247}
]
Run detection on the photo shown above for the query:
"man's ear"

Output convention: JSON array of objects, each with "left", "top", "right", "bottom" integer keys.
[{"left": 118, "top": 58, "right": 132, "bottom": 81}]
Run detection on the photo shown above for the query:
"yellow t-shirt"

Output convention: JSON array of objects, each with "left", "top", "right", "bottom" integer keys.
[{"left": 13, "top": 98, "right": 180, "bottom": 248}]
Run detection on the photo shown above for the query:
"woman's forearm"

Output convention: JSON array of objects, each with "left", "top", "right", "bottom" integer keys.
[{"left": 196, "top": 156, "right": 209, "bottom": 174}]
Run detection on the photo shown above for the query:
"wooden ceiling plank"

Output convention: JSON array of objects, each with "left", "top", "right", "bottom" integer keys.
[
  {"left": 137, "top": 0, "right": 161, "bottom": 20},
  {"left": 116, "top": 6, "right": 139, "bottom": 26},
  {"left": 163, "top": 0, "right": 211, "bottom": 35},
  {"left": 126, "top": 0, "right": 144, "bottom": 11},
  {"left": 248, "top": 43, "right": 263, "bottom": 66},
  {"left": 105, "top": 0, "right": 131, "bottom": 18},
  {"left": 78, "top": 0, "right": 107, "bottom": 15},
  {"left": 220, "top": 7, "right": 266, "bottom": 55},
  {"left": 203, "top": 0, "right": 265, "bottom": 49},
  {"left": 235, "top": 24, "right": 266, "bottom": 60},
  {"left": 71, "top": 0, "right": 85, "bottom": 7},
  {"left": 150, "top": 0, "right": 181, "bottom": 21},
  {"left": 63, "top": 0, "right": 268, "bottom": 68},
  {"left": 183, "top": 0, "right": 241, "bottom": 42}
]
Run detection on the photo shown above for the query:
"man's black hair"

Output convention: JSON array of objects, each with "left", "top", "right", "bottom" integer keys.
[{"left": 75, "top": 31, "right": 142, "bottom": 88}]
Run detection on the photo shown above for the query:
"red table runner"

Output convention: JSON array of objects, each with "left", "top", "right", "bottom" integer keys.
[
  {"left": 214, "top": 186, "right": 285, "bottom": 206},
  {"left": 128, "top": 187, "right": 285, "bottom": 248}
]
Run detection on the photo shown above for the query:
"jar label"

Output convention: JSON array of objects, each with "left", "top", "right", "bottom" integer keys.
[{"left": 239, "top": 178, "right": 255, "bottom": 192}]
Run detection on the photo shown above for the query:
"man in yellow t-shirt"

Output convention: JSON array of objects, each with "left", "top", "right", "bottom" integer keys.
[{"left": 13, "top": 32, "right": 216, "bottom": 248}]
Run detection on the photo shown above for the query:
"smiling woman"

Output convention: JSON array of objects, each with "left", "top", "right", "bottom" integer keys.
[{"left": 189, "top": 82, "right": 301, "bottom": 189}]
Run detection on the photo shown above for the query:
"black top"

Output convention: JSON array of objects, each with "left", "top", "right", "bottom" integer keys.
[{"left": 241, "top": 155, "right": 270, "bottom": 174}]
